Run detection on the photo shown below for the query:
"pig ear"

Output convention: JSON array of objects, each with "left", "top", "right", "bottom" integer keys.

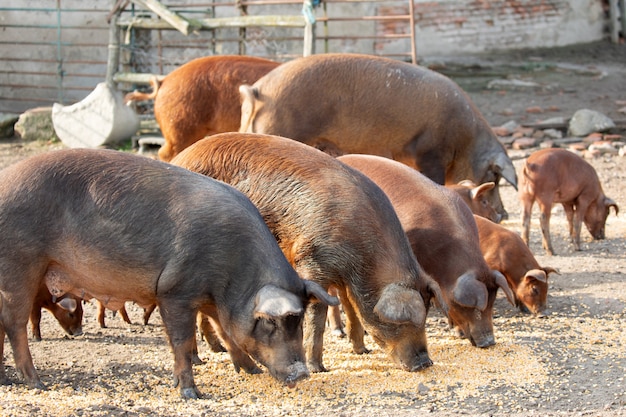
[
  {"left": 494, "top": 152, "right": 518, "bottom": 190},
  {"left": 303, "top": 280, "right": 340, "bottom": 306},
  {"left": 254, "top": 285, "right": 303, "bottom": 319},
  {"left": 58, "top": 297, "right": 77, "bottom": 312},
  {"left": 605, "top": 197, "right": 619, "bottom": 216},
  {"left": 453, "top": 272, "right": 488, "bottom": 311},
  {"left": 542, "top": 266, "right": 560, "bottom": 276},
  {"left": 470, "top": 182, "right": 495, "bottom": 200},
  {"left": 523, "top": 269, "right": 547, "bottom": 284},
  {"left": 239, "top": 85, "right": 257, "bottom": 133},
  {"left": 493, "top": 270, "right": 515, "bottom": 306},
  {"left": 374, "top": 284, "right": 426, "bottom": 326},
  {"left": 427, "top": 279, "right": 449, "bottom": 316}
]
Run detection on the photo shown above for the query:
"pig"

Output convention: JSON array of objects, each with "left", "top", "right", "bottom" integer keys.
[
  {"left": 473, "top": 214, "right": 558, "bottom": 315},
  {"left": 96, "top": 302, "right": 156, "bottom": 328},
  {"left": 238, "top": 53, "right": 517, "bottom": 220},
  {"left": 0, "top": 148, "right": 337, "bottom": 399},
  {"left": 337, "top": 154, "right": 515, "bottom": 348},
  {"left": 125, "top": 55, "right": 280, "bottom": 162},
  {"left": 519, "top": 148, "right": 619, "bottom": 255},
  {"left": 446, "top": 180, "right": 501, "bottom": 223},
  {"left": 29, "top": 285, "right": 83, "bottom": 341},
  {"left": 171, "top": 132, "right": 447, "bottom": 373}
]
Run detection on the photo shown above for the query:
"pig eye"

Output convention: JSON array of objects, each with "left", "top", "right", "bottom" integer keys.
[{"left": 531, "top": 286, "right": 539, "bottom": 296}]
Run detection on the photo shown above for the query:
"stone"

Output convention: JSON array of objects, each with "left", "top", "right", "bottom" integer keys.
[
  {"left": 568, "top": 109, "right": 615, "bottom": 137},
  {"left": 512, "top": 137, "right": 537, "bottom": 150},
  {"left": 0, "top": 113, "right": 19, "bottom": 138},
  {"left": 52, "top": 82, "right": 139, "bottom": 148},
  {"left": 14, "top": 107, "right": 60, "bottom": 142}
]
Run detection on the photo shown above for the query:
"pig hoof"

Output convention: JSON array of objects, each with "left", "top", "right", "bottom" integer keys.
[
  {"left": 307, "top": 362, "right": 328, "bottom": 373},
  {"left": 191, "top": 354, "right": 204, "bottom": 365},
  {"left": 180, "top": 386, "right": 201, "bottom": 400},
  {"left": 410, "top": 360, "right": 433, "bottom": 372},
  {"left": 28, "top": 380, "right": 47, "bottom": 391},
  {"left": 330, "top": 328, "right": 346, "bottom": 338}
]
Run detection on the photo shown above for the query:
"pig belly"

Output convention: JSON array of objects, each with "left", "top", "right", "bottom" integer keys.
[{"left": 44, "top": 258, "right": 158, "bottom": 309}]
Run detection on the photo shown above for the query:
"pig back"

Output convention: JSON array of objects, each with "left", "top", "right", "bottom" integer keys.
[
  {"left": 0, "top": 149, "right": 298, "bottom": 301},
  {"left": 338, "top": 153, "right": 482, "bottom": 283},
  {"left": 241, "top": 53, "right": 485, "bottom": 157},
  {"left": 171, "top": 133, "right": 421, "bottom": 288}
]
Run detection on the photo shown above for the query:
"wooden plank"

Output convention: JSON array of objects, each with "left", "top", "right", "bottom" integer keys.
[
  {"left": 130, "top": 0, "right": 196, "bottom": 35},
  {"left": 118, "top": 15, "right": 306, "bottom": 30}
]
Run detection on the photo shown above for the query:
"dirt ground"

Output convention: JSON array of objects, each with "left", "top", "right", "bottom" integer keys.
[{"left": 0, "top": 41, "right": 625, "bottom": 417}]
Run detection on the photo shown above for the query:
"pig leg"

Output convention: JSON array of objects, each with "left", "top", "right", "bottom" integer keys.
[
  {"left": 118, "top": 304, "right": 132, "bottom": 325},
  {"left": 143, "top": 304, "right": 157, "bottom": 325},
  {"left": 538, "top": 201, "right": 555, "bottom": 255},
  {"left": 158, "top": 300, "right": 201, "bottom": 399},
  {"left": 304, "top": 300, "right": 330, "bottom": 372},
  {"left": 338, "top": 287, "right": 370, "bottom": 354},
  {"left": 563, "top": 202, "right": 583, "bottom": 250},
  {"left": 2, "top": 318, "right": 44, "bottom": 389},
  {"left": 196, "top": 312, "right": 226, "bottom": 353},
  {"left": 0, "top": 325, "right": 5, "bottom": 385},
  {"left": 326, "top": 287, "right": 345, "bottom": 338},
  {"left": 29, "top": 307, "right": 43, "bottom": 341},
  {"left": 521, "top": 198, "right": 534, "bottom": 247},
  {"left": 200, "top": 308, "right": 261, "bottom": 374},
  {"left": 97, "top": 301, "right": 107, "bottom": 328}
]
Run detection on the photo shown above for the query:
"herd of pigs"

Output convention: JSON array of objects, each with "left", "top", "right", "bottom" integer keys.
[{"left": 0, "top": 54, "right": 619, "bottom": 400}]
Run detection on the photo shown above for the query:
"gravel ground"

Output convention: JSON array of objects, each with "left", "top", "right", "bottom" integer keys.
[{"left": 1, "top": 41, "right": 625, "bottom": 416}]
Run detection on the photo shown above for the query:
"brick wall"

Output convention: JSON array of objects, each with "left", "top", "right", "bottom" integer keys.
[{"left": 378, "top": 0, "right": 606, "bottom": 56}]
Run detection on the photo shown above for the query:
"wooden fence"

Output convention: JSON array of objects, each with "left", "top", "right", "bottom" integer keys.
[{"left": 0, "top": 0, "right": 415, "bottom": 114}]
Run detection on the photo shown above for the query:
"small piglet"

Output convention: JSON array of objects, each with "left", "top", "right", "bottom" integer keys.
[
  {"left": 30, "top": 285, "right": 83, "bottom": 341},
  {"left": 474, "top": 215, "right": 558, "bottom": 315},
  {"left": 520, "top": 148, "right": 618, "bottom": 255}
]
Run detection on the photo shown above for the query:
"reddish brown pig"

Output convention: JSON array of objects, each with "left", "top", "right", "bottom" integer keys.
[
  {"left": 171, "top": 132, "right": 447, "bottom": 373},
  {"left": 239, "top": 53, "right": 517, "bottom": 220},
  {"left": 338, "top": 154, "right": 514, "bottom": 348},
  {"left": 474, "top": 215, "right": 558, "bottom": 314},
  {"left": 96, "top": 302, "right": 156, "bottom": 328},
  {"left": 125, "top": 55, "right": 280, "bottom": 162},
  {"left": 446, "top": 180, "right": 500, "bottom": 223},
  {"left": 29, "top": 285, "right": 83, "bottom": 341},
  {"left": 520, "top": 148, "right": 619, "bottom": 255},
  {"left": 0, "top": 148, "right": 337, "bottom": 399}
]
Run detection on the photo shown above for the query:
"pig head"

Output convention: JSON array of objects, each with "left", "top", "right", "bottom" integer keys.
[
  {"left": 239, "top": 53, "right": 517, "bottom": 219},
  {"left": 0, "top": 148, "right": 336, "bottom": 399},
  {"left": 125, "top": 55, "right": 280, "bottom": 162},
  {"left": 446, "top": 180, "right": 501, "bottom": 223},
  {"left": 30, "top": 285, "right": 83, "bottom": 341},
  {"left": 338, "top": 154, "right": 515, "bottom": 348},
  {"left": 474, "top": 215, "right": 558, "bottom": 314},
  {"left": 171, "top": 132, "right": 447, "bottom": 373},
  {"left": 520, "top": 148, "right": 619, "bottom": 255}
]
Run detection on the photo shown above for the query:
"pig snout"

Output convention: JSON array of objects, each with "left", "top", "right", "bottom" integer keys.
[
  {"left": 473, "top": 334, "right": 496, "bottom": 348},
  {"left": 67, "top": 325, "right": 83, "bottom": 337},
  {"left": 407, "top": 351, "right": 433, "bottom": 372},
  {"left": 280, "top": 361, "right": 310, "bottom": 388}
]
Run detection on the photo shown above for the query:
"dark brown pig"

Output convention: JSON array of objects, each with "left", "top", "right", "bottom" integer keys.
[
  {"left": 0, "top": 148, "right": 337, "bottom": 399},
  {"left": 474, "top": 215, "right": 558, "bottom": 314},
  {"left": 239, "top": 53, "right": 517, "bottom": 219},
  {"left": 520, "top": 148, "right": 619, "bottom": 255},
  {"left": 125, "top": 55, "right": 280, "bottom": 162},
  {"left": 337, "top": 154, "right": 515, "bottom": 348},
  {"left": 171, "top": 132, "right": 447, "bottom": 373},
  {"left": 446, "top": 180, "right": 500, "bottom": 223},
  {"left": 29, "top": 285, "right": 83, "bottom": 341}
]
